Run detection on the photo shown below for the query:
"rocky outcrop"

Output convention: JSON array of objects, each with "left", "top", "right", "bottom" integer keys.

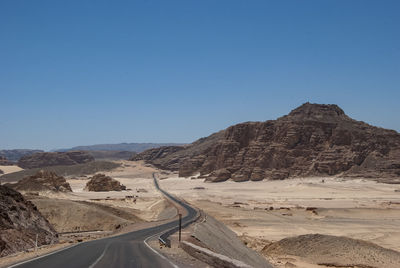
[
  {"left": 85, "top": 174, "right": 126, "bottom": 192},
  {"left": 0, "top": 156, "right": 13, "bottom": 166},
  {"left": 132, "top": 103, "right": 400, "bottom": 182},
  {"left": 0, "top": 149, "right": 43, "bottom": 162},
  {"left": 0, "top": 185, "right": 58, "bottom": 257},
  {"left": 263, "top": 234, "right": 400, "bottom": 268},
  {"left": 7, "top": 170, "right": 72, "bottom": 193},
  {"left": 130, "top": 146, "right": 186, "bottom": 170},
  {"left": 18, "top": 151, "right": 95, "bottom": 169}
]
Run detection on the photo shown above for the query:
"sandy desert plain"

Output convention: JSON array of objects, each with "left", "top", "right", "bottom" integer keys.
[
  {"left": 76, "top": 160, "right": 400, "bottom": 267},
  {"left": 2, "top": 160, "right": 400, "bottom": 268}
]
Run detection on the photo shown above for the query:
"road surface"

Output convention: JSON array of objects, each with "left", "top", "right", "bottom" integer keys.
[{"left": 10, "top": 173, "right": 197, "bottom": 268}]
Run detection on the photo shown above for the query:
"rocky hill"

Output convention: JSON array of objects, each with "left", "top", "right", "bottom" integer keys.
[
  {"left": 0, "top": 149, "right": 43, "bottom": 162},
  {"left": 7, "top": 170, "right": 72, "bottom": 193},
  {"left": 85, "top": 174, "right": 126, "bottom": 192},
  {"left": 0, "top": 185, "right": 58, "bottom": 257},
  {"left": 18, "top": 151, "right": 95, "bottom": 169},
  {"left": 133, "top": 103, "right": 400, "bottom": 182},
  {"left": 263, "top": 234, "right": 400, "bottom": 268},
  {"left": 0, "top": 156, "right": 13, "bottom": 166}
]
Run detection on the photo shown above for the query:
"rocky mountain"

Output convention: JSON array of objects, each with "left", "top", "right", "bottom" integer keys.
[
  {"left": 132, "top": 103, "right": 400, "bottom": 182},
  {"left": 0, "top": 185, "right": 58, "bottom": 257},
  {"left": 85, "top": 174, "right": 126, "bottom": 192},
  {"left": 55, "top": 143, "right": 186, "bottom": 153},
  {"left": 18, "top": 151, "right": 95, "bottom": 169},
  {"left": 7, "top": 170, "right": 72, "bottom": 193},
  {"left": 0, "top": 156, "right": 13, "bottom": 166},
  {"left": 0, "top": 149, "right": 44, "bottom": 162}
]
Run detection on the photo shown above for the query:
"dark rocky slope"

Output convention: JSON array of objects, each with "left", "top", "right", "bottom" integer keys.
[
  {"left": 133, "top": 103, "right": 400, "bottom": 182},
  {"left": 0, "top": 185, "right": 58, "bottom": 257},
  {"left": 18, "top": 151, "right": 94, "bottom": 169}
]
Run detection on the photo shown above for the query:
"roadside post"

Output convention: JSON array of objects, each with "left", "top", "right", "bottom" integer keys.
[{"left": 178, "top": 213, "right": 182, "bottom": 241}]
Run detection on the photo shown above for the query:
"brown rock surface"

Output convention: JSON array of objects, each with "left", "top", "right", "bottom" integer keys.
[
  {"left": 132, "top": 103, "right": 400, "bottom": 182},
  {"left": 18, "top": 151, "right": 94, "bottom": 169},
  {"left": 0, "top": 185, "right": 58, "bottom": 257},
  {"left": 7, "top": 170, "right": 72, "bottom": 193},
  {"left": 85, "top": 174, "right": 126, "bottom": 192}
]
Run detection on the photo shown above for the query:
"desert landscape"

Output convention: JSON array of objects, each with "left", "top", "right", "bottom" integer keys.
[{"left": 2, "top": 104, "right": 400, "bottom": 267}]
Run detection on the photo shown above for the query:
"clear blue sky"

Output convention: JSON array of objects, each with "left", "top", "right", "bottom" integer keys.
[{"left": 1, "top": 0, "right": 399, "bottom": 150}]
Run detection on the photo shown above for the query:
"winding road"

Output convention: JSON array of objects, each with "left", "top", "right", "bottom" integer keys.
[{"left": 10, "top": 174, "right": 197, "bottom": 268}]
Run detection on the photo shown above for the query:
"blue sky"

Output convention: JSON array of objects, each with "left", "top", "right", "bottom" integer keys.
[{"left": 1, "top": 0, "right": 399, "bottom": 150}]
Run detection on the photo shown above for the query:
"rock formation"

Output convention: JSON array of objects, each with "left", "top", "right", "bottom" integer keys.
[
  {"left": 18, "top": 151, "right": 95, "bottom": 169},
  {"left": 0, "top": 156, "right": 13, "bottom": 166},
  {"left": 7, "top": 170, "right": 72, "bottom": 193},
  {"left": 85, "top": 174, "right": 126, "bottom": 192},
  {"left": 0, "top": 185, "right": 58, "bottom": 257},
  {"left": 263, "top": 234, "right": 400, "bottom": 268},
  {"left": 132, "top": 103, "right": 400, "bottom": 182}
]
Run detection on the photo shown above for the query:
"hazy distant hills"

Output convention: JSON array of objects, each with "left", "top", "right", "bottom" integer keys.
[
  {"left": 54, "top": 143, "right": 186, "bottom": 153},
  {"left": 0, "top": 149, "right": 44, "bottom": 162}
]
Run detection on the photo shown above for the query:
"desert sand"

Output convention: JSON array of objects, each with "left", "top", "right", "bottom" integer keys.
[
  {"left": 0, "top": 165, "right": 23, "bottom": 175},
  {"left": 159, "top": 175, "right": 400, "bottom": 267}
]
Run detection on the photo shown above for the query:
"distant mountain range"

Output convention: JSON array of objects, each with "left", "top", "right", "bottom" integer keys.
[
  {"left": 54, "top": 143, "right": 186, "bottom": 153},
  {"left": 0, "top": 150, "right": 44, "bottom": 162}
]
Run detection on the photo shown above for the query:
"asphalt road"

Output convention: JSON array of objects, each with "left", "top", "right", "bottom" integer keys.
[{"left": 10, "top": 173, "right": 198, "bottom": 268}]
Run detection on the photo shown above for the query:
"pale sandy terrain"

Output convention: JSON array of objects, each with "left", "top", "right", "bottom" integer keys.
[
  {"left": 160, "top": 175, "right": 400, "bottom": 267},
  {"left": 0, "top": 165, "right": 23, "bottom": 175},
  {"left": 60, "top": 161, "right": 176, "bottom": 221}
]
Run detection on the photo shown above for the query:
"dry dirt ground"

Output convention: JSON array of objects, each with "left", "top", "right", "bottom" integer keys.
[{"left": 159, "top": 175, "right": 400, "bottom": 268}]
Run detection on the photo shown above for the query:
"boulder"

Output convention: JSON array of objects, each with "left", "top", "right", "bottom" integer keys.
[
  {"left": 205, "top": 168, "right": 231, "bottom": 182},
  {"left": 85, "top": 174, "right": 126, "bottom": 192}
]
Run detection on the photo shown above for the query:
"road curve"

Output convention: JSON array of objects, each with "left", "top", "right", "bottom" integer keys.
[{"left": 9, "top": 173, "right": 197, "bottom": 268}]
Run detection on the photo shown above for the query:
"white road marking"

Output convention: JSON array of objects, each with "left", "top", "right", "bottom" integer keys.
[{"left": 88, "top": 243, "right": 110, "bottom": 268}]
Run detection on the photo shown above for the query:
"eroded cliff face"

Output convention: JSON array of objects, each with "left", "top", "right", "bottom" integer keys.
[
  {"left": 133, "top": 103, "right": 400, "bottom": 182},
  {"left": 0, "top": 185, "right": 58, "bottom": 257}
]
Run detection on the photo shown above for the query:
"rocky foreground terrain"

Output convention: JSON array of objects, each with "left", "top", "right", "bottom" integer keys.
[
  {"left": 7, "top": 170, "right": 72, "bottom": 193},
  {"left": 18, "top": 151, "right": 94, "bottom": 169},
  {"left": 85, "top": 173, "right": 126, "bottom": 191},
  {"left": 133, "top": 103, "right": 400, "bottom": 182},
  {"left": 0, "top": 185, "right": 58, "bottom": 257}
]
